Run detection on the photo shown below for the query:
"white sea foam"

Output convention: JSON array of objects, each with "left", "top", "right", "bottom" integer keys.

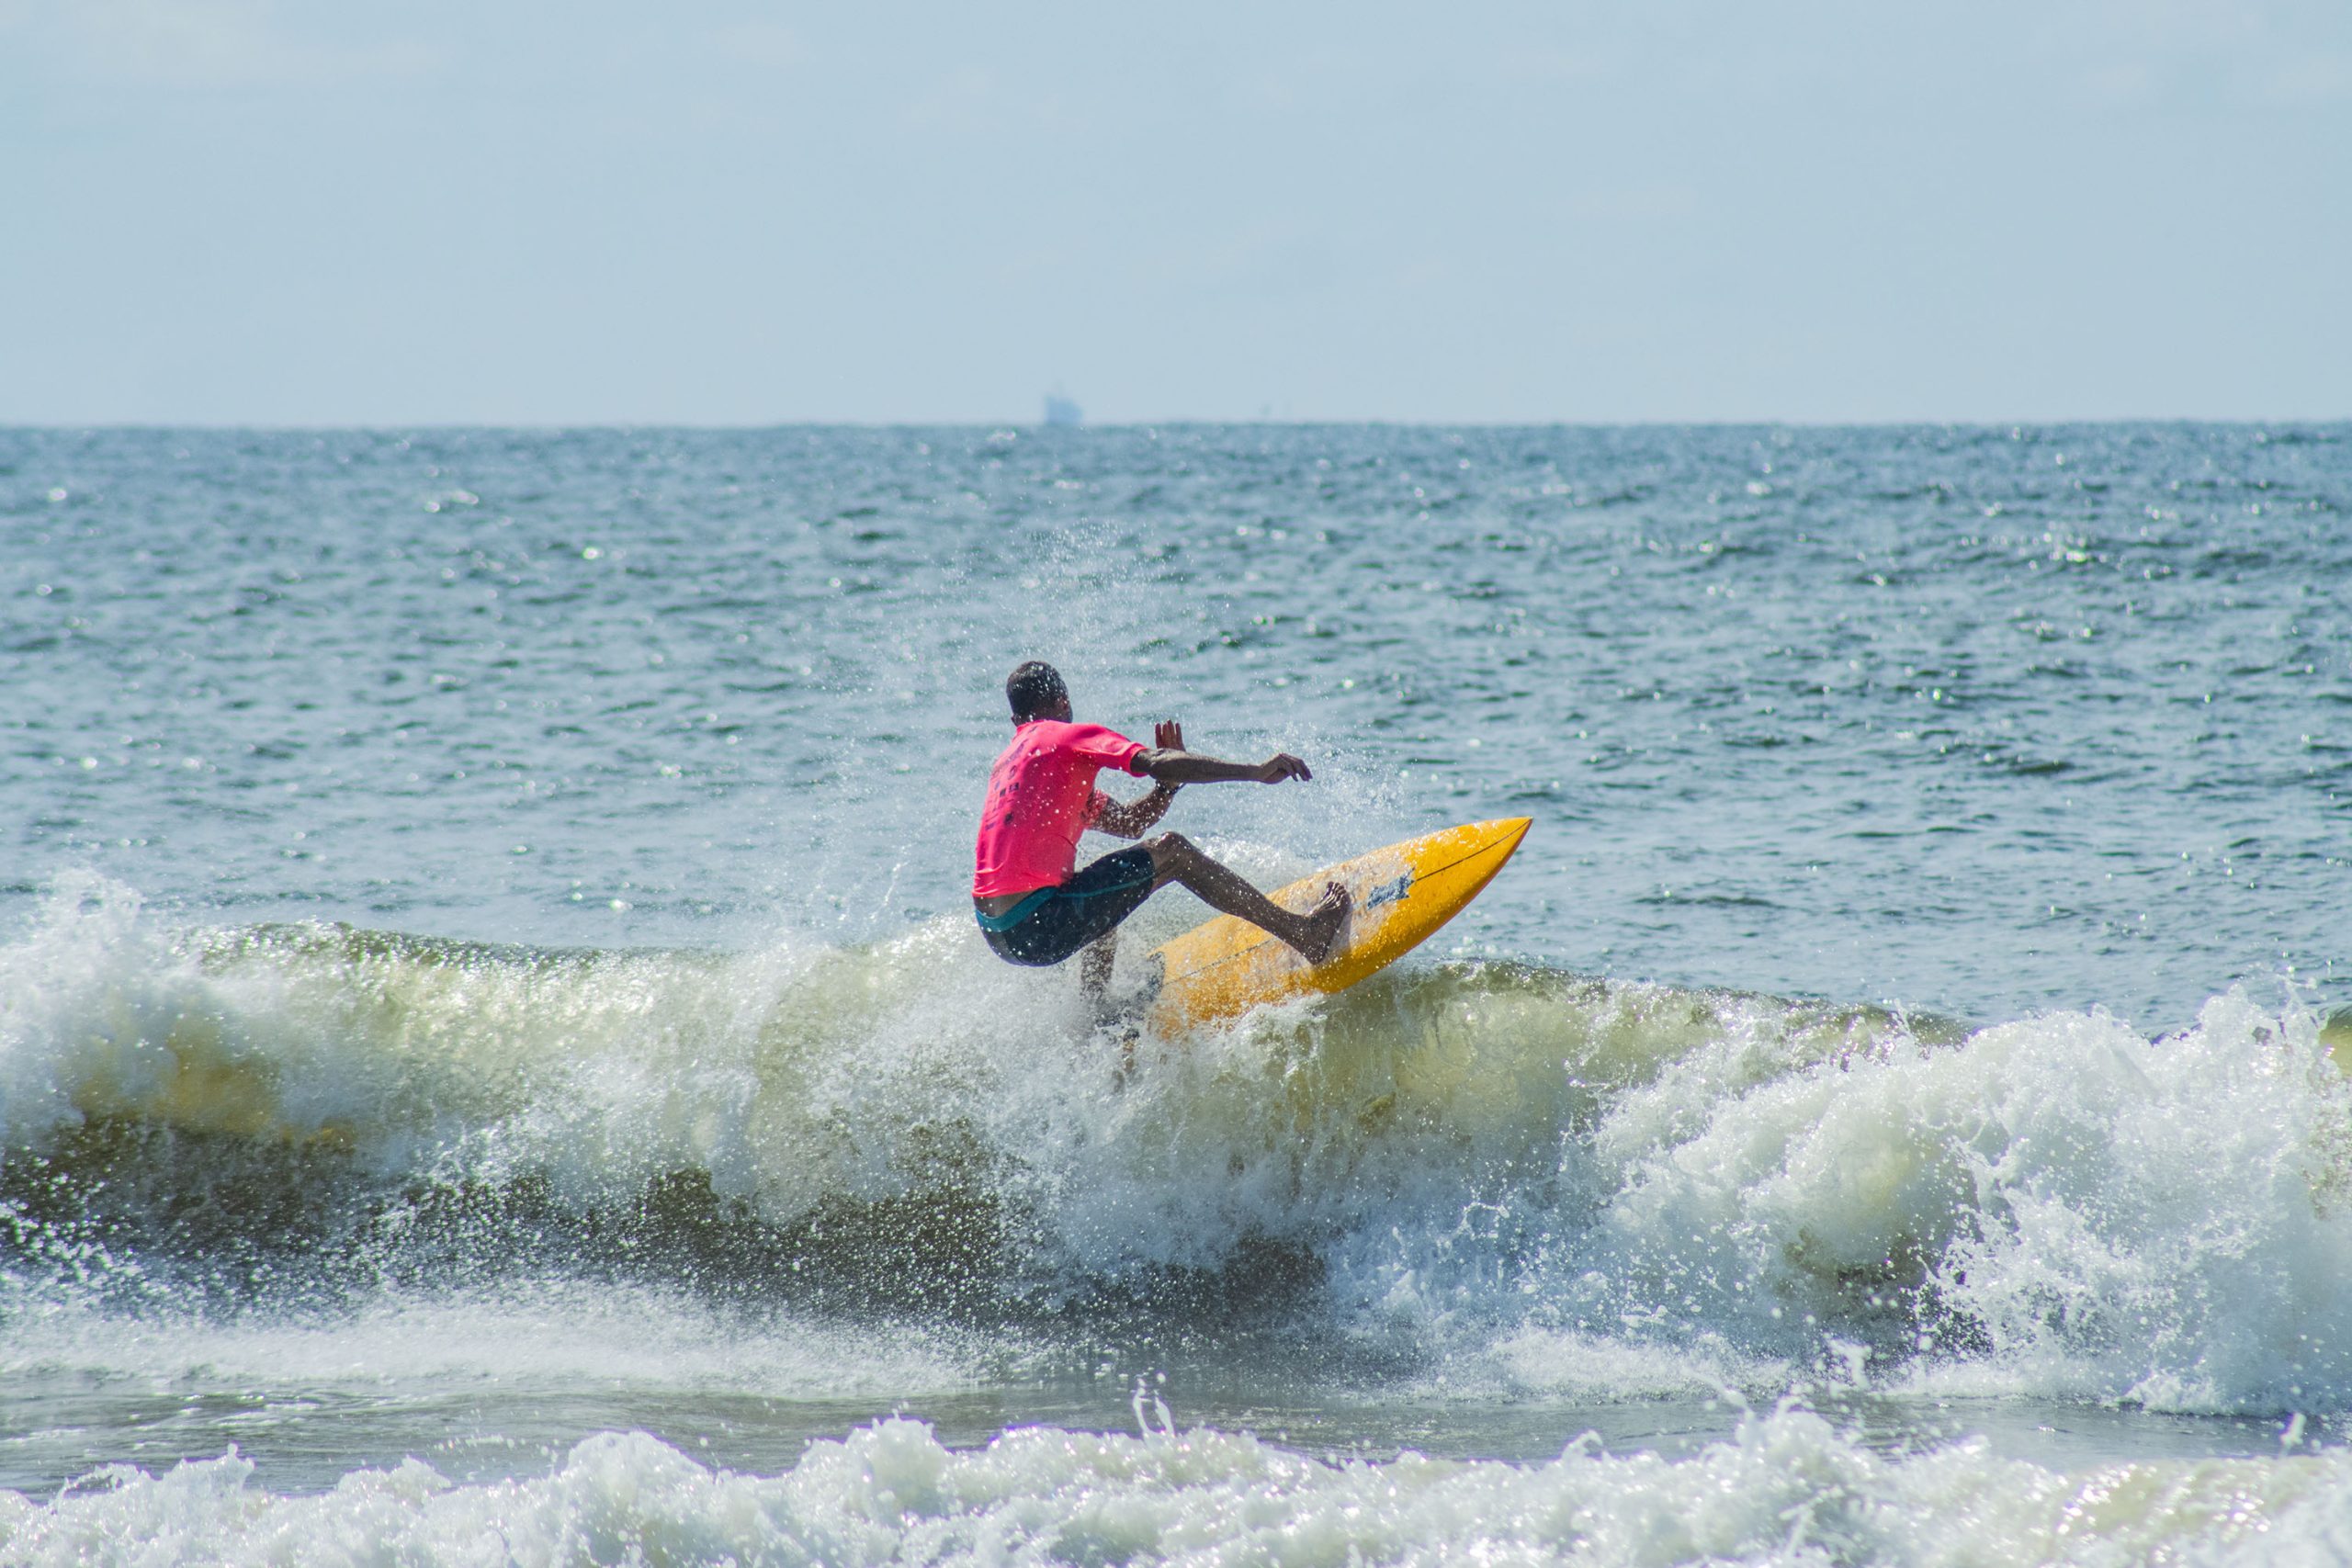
[
  {"left": 0, "top": 1280, "right": 981, "bottom": 1402},
  {"left": 1538, "top": 984, "right": 2352, "bottom": 1413},
  {"left": 1451, "top": 1325, "right": 1782, "bottom": 1404},
  {"left": 8, "top": 1409, "right": 2352, "bottom": 1566},
  {"left": 10, "top": 874, "right": 2352, "bottom": 1419}
]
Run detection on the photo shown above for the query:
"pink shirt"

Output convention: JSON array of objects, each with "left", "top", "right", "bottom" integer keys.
[{"left": 972, "top": 720, "right": 1149, "bottom": 897}]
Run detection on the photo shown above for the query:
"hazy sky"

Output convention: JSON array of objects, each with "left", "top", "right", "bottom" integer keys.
[{"left": 4, "top": 1, "right": 2347, "bottom": 424}]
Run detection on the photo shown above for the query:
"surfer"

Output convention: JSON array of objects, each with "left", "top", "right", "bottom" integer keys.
[{"left": 973, "top": 661, "right": 1351, "bottom": 996}]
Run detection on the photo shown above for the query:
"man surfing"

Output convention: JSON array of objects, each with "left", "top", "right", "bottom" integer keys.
[{"left": 973, "top": 661, "right": 1351, "bottom": 997}]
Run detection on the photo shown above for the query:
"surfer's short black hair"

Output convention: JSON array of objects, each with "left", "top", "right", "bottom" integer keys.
[{"left": 1006, "top": 660, "right": 1068, "bottom": 720}]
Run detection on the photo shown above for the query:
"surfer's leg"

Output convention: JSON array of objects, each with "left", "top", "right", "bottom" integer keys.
[
  {"left": 1146, "top": 833, "right": 1351, "bottom": 964},
  {"left": 1080, "top": 929, "right": 1116, "bottom": 1002}
]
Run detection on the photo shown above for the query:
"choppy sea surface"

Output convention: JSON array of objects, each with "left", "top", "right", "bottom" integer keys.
[{"left": 3, "top": 423, "right": 2349, "bottom": 1563}]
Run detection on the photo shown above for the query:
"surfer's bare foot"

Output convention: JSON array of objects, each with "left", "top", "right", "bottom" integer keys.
[{"left": 1292, "top": 882, "right": 1351, "bottom": 964}]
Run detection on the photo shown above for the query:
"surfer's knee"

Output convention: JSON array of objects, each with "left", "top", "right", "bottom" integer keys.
[{"left": 1148, "top": 831, "right": 1198, "bottom": 873}]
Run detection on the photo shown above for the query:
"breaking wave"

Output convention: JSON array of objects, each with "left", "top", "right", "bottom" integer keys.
[{"left": 6, "top": 873, "right": 2352, "bottom": 1417}]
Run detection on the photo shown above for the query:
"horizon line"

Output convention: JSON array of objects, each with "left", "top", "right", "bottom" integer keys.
[{"left": 5, "top": 414, "right": 2347, "bottom": 435}]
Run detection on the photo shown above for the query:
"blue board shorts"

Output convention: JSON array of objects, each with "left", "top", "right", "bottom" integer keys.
[{"left": 975, "top": 846, "right": 1159, "bottom": 967}]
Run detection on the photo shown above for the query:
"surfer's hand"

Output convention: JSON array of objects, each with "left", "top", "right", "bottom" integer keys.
[
  {"left": 1155, "top": 718, "right": 1185, "bottom": 751},
  {"left": 1258, "top": 753, "right": 1311, "bottom": 784}
]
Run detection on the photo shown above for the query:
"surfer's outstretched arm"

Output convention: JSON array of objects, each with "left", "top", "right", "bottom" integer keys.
[
  {"left": 1146, "top": 831, "right": 1351, "bottom": 964},
  {"left": 1136, "top": 714, "right": 1312, "bottom": 788},
  {"left": 1140, "top": 750, "right": 1311, "bottom": 785}
]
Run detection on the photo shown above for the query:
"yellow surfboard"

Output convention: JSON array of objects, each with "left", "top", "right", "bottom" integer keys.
[{"left": 1148, "top": 818, "right": 1532, "bottom": 1031}]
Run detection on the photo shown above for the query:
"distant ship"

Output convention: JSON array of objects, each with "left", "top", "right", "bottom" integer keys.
[{"left": 1042, "top": 393, "right": 1082, "bottom": 427}]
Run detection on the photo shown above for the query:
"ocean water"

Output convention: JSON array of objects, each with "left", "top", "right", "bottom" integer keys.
[{"left": 3, "top": 423, "right": 2349, "bottom": 1563}]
